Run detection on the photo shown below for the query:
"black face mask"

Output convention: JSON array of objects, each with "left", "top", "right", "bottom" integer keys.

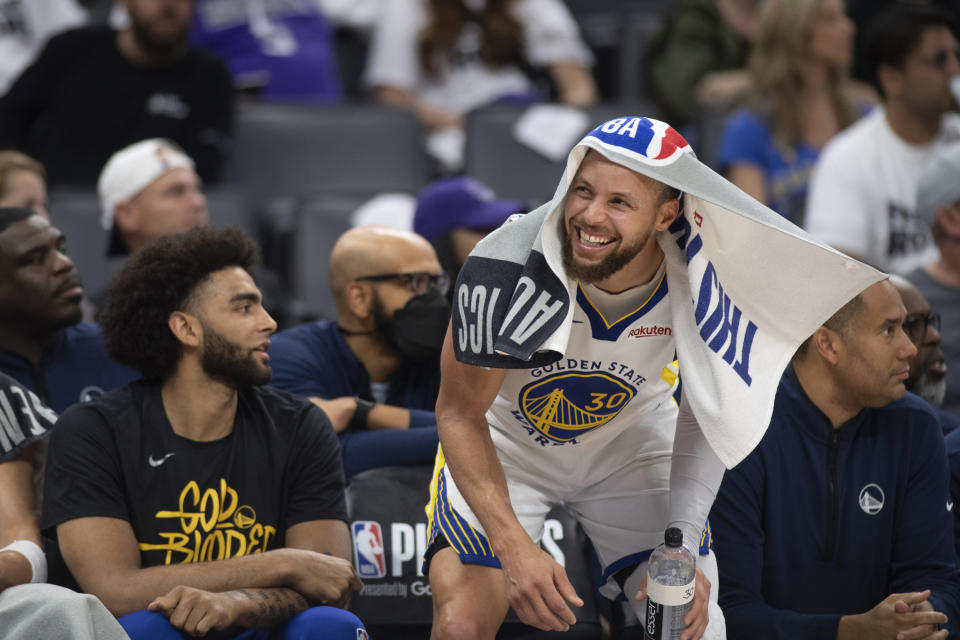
[{"left": 380, "top": 288, "right": 451, "bottom": 363}]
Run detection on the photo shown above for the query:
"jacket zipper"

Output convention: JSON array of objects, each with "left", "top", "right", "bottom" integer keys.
[{"left": 823, "top": 429, "right": 840, "bottom": 562}]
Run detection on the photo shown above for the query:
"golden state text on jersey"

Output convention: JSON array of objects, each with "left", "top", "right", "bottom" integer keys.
[{"left": 486, "top": 273, "right": 680, "bottom": 448}]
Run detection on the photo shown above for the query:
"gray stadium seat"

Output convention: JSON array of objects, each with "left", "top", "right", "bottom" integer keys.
[
  {"left": 227, "top": 103, "right": 430, "bottom": 203},
  {"left": 287, "top": 193, "right": 370, "bottom": 322},
  {"left": 464, "top": 103, "right": 660, "bottom": 205}
]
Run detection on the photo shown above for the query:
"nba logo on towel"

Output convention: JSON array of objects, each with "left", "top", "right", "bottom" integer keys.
[{"left": 352, "top": 521, "right": 386, "bottom": 578}]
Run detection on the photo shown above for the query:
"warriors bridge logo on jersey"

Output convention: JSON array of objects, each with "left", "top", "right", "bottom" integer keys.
[{"left": 516, "top": 369, "right": 638, "bottom": 444}]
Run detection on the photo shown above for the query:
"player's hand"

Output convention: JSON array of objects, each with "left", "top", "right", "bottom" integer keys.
[
  {"left": 148, "top": 586, "right": 241, "bottom": 637},
  {"left": 282, "top": 548, "right": 363, "bottom": 608},
  {"left": 838, "top": 591, "right": 947, "bottom": 640},
  {"left": 635, "top": 566, "right": 711, "bottom": 640},
  {"left": 501, "top": 542, "right": 583, "bottom": 632}
]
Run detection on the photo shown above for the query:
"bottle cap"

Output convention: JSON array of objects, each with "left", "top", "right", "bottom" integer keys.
[{"left": 665, "top": 527, "right": 683, "bottom": 547}]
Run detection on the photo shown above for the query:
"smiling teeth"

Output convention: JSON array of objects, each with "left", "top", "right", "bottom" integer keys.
[{"left": 581, "top": 231, "right": 612, "bottom": 246}]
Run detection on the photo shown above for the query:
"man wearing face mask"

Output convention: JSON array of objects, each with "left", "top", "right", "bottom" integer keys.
[{"left": 270, "top": 225, "right": 448, "bottom": 477}]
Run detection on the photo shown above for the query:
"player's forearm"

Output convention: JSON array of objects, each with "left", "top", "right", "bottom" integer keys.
[
  {"left": 438, "top": 416, "right": 529, "bottom": 555},
  {"left": 85, "top": 549, "right": 298, "bottom": 617},
  {"left": 225, "top": 587, "right": 310, "bottom": 629}
]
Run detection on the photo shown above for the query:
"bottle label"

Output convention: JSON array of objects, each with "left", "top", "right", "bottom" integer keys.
[{"left": 646, "top": 580, "right": 694, "bottom": 607}]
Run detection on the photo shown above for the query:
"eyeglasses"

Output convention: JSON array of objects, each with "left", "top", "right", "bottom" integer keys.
[
  {"left": 357, "top": 271, "right": 450, "bottom": 296},
  {"left": 915, "top": 47, "right": 960, "bottom": 70},
  {"left": 902, "top": 311, "right": 941, "bottom": 340}
]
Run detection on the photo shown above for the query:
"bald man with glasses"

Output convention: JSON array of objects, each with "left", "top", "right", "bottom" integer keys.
[{"left": 269, "top": 226, "right": 450, "bottom": 476}]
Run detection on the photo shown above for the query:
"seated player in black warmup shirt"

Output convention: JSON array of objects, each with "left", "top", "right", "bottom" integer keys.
[{"left": 41, "top": 227, "right": 368, "bottom": 639}]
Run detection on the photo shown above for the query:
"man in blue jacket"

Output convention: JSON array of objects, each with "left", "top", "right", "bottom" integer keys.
[
  {"left": 270, "top": 225, "right": 448, "bottom": 476},
  {"left": 0, "top": 207, "right": 137, "bottom": 412},
  {"left": 711, "top": 279, "right": 959, "bottom": 640}
]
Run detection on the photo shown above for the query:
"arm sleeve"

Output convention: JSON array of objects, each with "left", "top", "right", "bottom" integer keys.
[
  {"left": 668, "top": 396, "right": 725, "bottom": 556},
  {"left": 40, "top": 406, "right": 128, "bottom": 534},
  {"left": 709, "top": 448, "right": 844, "bottom": 639},
  {"left": 888, "top": 415, "right": 960, "bottom": 637},
  {"left": 181, "top": 56, "right": 234, "bottom": 185},
  {"left": 803, "top": 138, "right": 871, "bottom": 256},
  {"left": 283, "top": 405, "right": 348, "bottom": 528},
  {"left": 716, "top": 109, "right": 769, "bottom": 173},
  {"left": 408, "top": 408, "right": 437, "bottom": 428}
]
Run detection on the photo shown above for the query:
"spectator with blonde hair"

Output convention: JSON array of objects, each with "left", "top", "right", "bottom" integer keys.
[
  {"left": 717, "top": 0, "right": 866, "bottom": 224},
  {"left": 0, "top": 150, "right": 48, "bottom": 220}
]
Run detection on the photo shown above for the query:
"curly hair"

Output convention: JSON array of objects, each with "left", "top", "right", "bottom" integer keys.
[{"left": 99, "top": 226, "right": 259, "bottom": 380}]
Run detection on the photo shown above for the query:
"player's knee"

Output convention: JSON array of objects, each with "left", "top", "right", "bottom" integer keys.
[{"left": 432, "top": 607, "right": 495, "bottom": 640}]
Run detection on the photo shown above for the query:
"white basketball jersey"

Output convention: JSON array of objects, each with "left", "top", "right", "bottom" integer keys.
[{"left": 486, "top": 272, "right": 680, "bottom": 478}]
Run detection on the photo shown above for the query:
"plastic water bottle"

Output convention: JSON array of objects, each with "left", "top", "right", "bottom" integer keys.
[{"left": 644, "top": 527, "right": 696, "bottom": 640}]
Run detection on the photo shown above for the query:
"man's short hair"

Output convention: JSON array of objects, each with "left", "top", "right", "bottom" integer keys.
[
  {"left": 0, "top": 206, "right": 34, "bottom": 235},
  {"left": 795, "top": 292, "right": 866, "bottom": 359},
  {"left": 862, "top": 3, "right": 958, "bottom": 97},
  {"left": 99, "top": 226, "right": 259, "bottom": 381}
]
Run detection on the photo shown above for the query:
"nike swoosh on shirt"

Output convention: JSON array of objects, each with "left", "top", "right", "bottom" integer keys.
[
  {"left": 148, "top": 453, "right": 175, "bottom": 468},
  {"left": 947, "top": 502, "right": 954, "bottom": 512}
]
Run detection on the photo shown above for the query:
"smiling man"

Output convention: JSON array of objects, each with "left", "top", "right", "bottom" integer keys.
[
  {"left": 710, "top": 280, "right": 960, "bottom": 639},
  {"left": 41, "top": 226, "right": 368, "bottom": 639},
  {"left": 0, "top": 207, "right": 136, "bottom": 412},
  {"left": 427, "top": 147, "right": 726, "bottom": 640}
]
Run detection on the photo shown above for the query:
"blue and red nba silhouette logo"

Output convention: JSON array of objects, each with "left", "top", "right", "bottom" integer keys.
[
  {"left": 588, "top": 117, "right": 690, "bottom": 164},
  {"left": 352, "top": 521, "right": 386, "bottom": 578}
]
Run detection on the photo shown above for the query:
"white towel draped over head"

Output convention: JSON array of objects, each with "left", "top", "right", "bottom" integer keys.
[{"left": 451, "top": 116, "right": 885, "bottom": 468}]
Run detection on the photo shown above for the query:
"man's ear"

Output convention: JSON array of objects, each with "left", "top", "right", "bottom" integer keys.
[
  {"left": 344, "top": 282, "right": 374, "bottom": 319},
  {"left": 812, "top": 325, "right": 842, "bottom": 366},
  {"left": 876, "top": 64, "right": 902, "bottom": 101},
  {"left": 655, "top": 197, "right": 681, "bottom": 231},
  {"left": 168, "top": 310, "right": 201, "bottom": 348},
  {"left": 113, "top": 201, "right": 138, "bottom": 234}
]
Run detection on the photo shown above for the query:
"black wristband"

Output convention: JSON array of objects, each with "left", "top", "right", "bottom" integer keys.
[{"left": 349, "top": 397, "right": 375, "bottom": 430}]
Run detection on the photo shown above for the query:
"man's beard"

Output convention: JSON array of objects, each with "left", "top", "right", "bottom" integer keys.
[
  {"left": 200, "top": 325, "right": 271, "bottom": 388},
  {"left": 560, "top": 216, "right": 653, "bottom": 283},
  {"left": 910, "top": 372, "right": 947, "bottom": 407},
  {"left": 130, "top": 16, "right": 188, "bottom": 58}
]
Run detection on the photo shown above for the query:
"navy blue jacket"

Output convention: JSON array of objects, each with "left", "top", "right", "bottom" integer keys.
[
  {"left": 711, "top": 366, "right": 960, "bottom": 639},
  {"left": 0, "top": 322, "right": 139, "bottom": 414},
  {"left": 944, "top": 428, "right": 960, "bottom": 562},
  {"left": 268, "top": 320, "right": 441, "bottom": 476}
]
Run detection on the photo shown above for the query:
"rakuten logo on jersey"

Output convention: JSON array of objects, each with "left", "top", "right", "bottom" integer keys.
[{"left": 629, "top": 325, "right": 672, "bottom": 338}]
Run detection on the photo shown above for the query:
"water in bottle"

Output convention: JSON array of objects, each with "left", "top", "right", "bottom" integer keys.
[{"left": 644, "top": 527, "right": 696, "bottom": 640}]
